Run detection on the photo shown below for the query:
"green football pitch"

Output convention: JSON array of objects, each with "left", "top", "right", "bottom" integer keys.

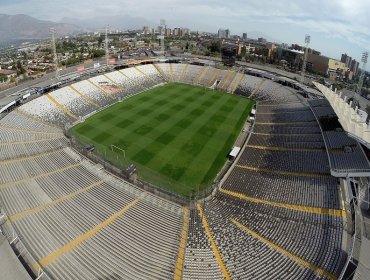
[{"left": 70, "top": 83, "right": 254, "bottom": 197}]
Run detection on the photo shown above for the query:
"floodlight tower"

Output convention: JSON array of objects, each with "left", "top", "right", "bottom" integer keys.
[
  {"left": 50, "top": 28, "right": 60, "bottom": 82},
  {"left": 300, "top": 34, "right": 310, "bottom": 84},
  {"left": 356, "top": 51, "right": 369, "bottom": 95},
  {"left": 159, "top": 19, "right": 166, "bottom": 57},
  {"left": 105, "top": 25, "right": 110, "bottom": 66}
]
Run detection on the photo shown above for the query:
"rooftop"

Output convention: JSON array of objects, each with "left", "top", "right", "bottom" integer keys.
[{"left": 0, "top": 69, "right": 17, "bottom": 75}]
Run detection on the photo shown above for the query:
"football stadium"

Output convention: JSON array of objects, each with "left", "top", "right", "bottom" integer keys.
[
  {"left": 0, "top": 60, "right": 369, "bottom": 280},
  {"left": 70, "top": 83, "right": 254, "bottom": 196}
]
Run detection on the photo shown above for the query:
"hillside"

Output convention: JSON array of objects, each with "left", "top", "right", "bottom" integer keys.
[{"left": 0, "top": 14, "right": 84, "bottom": 43}]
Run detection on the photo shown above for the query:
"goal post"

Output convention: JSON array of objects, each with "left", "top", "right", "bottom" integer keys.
[{"left": 111, "top": 144, "right": 126, "bottom": 158}]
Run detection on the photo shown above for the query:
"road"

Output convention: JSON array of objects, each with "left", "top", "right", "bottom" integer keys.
[
  {"left": 0, "top": 55, "right": 319, "bottom": 102},
  {"left": 0, "top": 57, "right": 109, "bottom": 99}
]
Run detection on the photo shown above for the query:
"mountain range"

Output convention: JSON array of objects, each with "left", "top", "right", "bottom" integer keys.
[
  {"left": 0, "top": 14, "right": 85, "bottom": 43},
  {"left": 0, "top": 13, "right": 157, "bottom": 45},
  {"left": 0, "top": 13, "right": 282, "bottom": 46},
  {"left": 59, "top": 15, "right": 155, "bottom": 31}
]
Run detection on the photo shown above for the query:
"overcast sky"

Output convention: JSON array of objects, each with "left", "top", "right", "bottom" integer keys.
[{"left": 1, "top": 0, "right": 370, "bottom": 63}]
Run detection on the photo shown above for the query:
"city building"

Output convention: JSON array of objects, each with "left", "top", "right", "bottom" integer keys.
[
  {"left": 237, "top": 43, "right": 255, "bottom": 55},
  {"left": 341, "top": 53, "right": 352, "bottom": 68},
  {"left": 350, "top": 59, "right": 360, "bottom": 76},
  {"left": 242, "top": 33, "right": 247, "bottom": 40},
  {"left": 157, "top": 26, "right": 164, "bottom": 35},
  {"left": 277, "top": 48, "right": 304, "bottom": 69},
  {"left": 340, "top": 53, "right": 361, "bottom": 80},
  {"left": 218, "top": 28, "right": 230, "bottom": 38},
  {"left": 165, "top": 28, "right": 172, "bottom": 36},
  {"left": 140, "top": 26, "right": 191, "bottom": 37},
  {"left": 218, "top": 29, "right": 225, "bottom": 38},
  {"left": 225, "top": 29, "right": 230, "bottom": 38},
  {"left": 307, "top": 53, "right": 346, "bottom": 79},
  {"left": 266, "top": 43, "right": 277, "bottom": 59},
  {"left": 142, "top": 26, "right": 150, "bottom": 35},
  {"left": 290, "top": 44, "right": 321, "bottom": 55},
  {"left": 173, "top": 28, "right": 181, "bottom": 36},
  {"left": 182, "top": 28, "right": 190, "bottom": 36},
  {"left": 0, "top": 69, "right": 17, "bottom": 80}
]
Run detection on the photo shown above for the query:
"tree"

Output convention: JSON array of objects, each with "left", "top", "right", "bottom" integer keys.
[
  {"left": 16, "top": 60, "right": 26, "bottom": 75},
  {"left": 361, "top": 88, "right": 370, "bottom": 96},
  {"left": 98, "top": 37, "right": 103, "bottom": 47},
  {"left": 90, "top": 49, "right": 105, "bottom": 58},
  {"left": 208, "top": 41, "right": 221, "bottom": 53},
  {"left": 365, "top": 105, "right": 370, "bottom": 116},
  {"left": 185, "top": 41, "right": 190, "bottom": 50},
  {"left": 335, "top": 83, "right": 344, "bottom": 90},
  {"left": 240, "top": 46, "right": 246, "bottom": 58}
]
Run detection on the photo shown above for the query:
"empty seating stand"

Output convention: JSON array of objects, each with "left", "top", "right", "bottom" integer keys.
[
  {"left": 0, "top": 64, "right": 350, "bottom": 280},
  {"left": 309, "top": 99, "right": 370, "bottom": 174}
]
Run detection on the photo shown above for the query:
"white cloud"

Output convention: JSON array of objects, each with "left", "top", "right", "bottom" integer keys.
[{"left": 1, "top": 0, "right": 369, "bottom": 59}]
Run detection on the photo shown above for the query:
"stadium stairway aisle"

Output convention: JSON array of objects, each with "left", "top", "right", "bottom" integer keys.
[{"left": 0, "top": 63, "right": 351, "bottom": 280}]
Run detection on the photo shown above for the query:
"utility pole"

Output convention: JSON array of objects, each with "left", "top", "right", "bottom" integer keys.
[
  {"left": 301, "top": 34, "right": 310, "bottom": 84},
  {"left": 50, "top": 28, "right": 60, "bottom": 82},
  {"left": 105, "top": 25, "right": 109, "bottom": 66},
  {"left": 159, "top": 19, "right": 166, "bottom": 57}
]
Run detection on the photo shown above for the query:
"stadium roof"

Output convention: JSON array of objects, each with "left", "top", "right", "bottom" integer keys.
[
  {"left": 0, "top": 95, "right": 18, "bottom": 107},
  {"left": 0, "top": 69, "right": 17, "bottom": 76},
  {"left": 0, "top": 235, "right": 32, "bottom": 280},
  {"left": 341, "top": 89, "right": 370, "bottom": 109},
  {"left": 288, "top": 49, "right": 304, "bottom": 54}
]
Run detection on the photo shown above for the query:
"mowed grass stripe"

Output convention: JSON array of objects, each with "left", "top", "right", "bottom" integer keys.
[
  {"left": 71, "top": 83, "right": 253, "bottom": 196},
  {"left": 149, "top": 90, "right": 224, "bottom": 157},
  {"left": 144, "top": 89, "right": 226, "bottom": 174},
  {"left": 126, "top": 86, "right": 217, "bottom": 158},
  {"left": 89, "top": 84, "right": 195, "bottom": 143},
  {"left": 75, "top": 87, "right": 178, "bottom": 136},
  {"left": 113, "top": 85, "right": 203, "bottom": 160},
  {"left": 185, "top": 97, "right": 252, "bottom": 186},
  {"left": 73, "top": 84, "right": 198, "bottom": 155},
  {"left": 157, "top": 94, "right": 242, "bottom": 187},
  {"left": 193, "top": 99, "right": 251, "bottom": 185}
]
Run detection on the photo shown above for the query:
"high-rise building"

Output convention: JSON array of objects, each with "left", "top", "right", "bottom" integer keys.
[
  {"left": 218, "top": 29, "right": 226, "bottom": 38},
  {"left": 165, "top": 28, "right": 172, "bottom": 36},
  {"left": 182, "top": 28, "right": 190, "bottom": 36},
  {"left": 225, "top": 29, "right": 230, "bottom": 38},
  {"left": 218, "top": 28, "right": 230, "bottom": 38},
  {"left": 173, "top": 28, "right": 181, "bottom": 36},
  {"left": 341, "top": 53, "right": 352, "bottom": 68},
  {"left": 350, "top": 59, "right": 360, "bottom": 76},
  {"left": 242, "top": 33, "right": 247, "bottom": 40},
  {"left": 157, "top": 26, "right": 164, "bottom": 34},
  {"left": 143, "top": 26, "right": 150, "bottom": 35}
]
